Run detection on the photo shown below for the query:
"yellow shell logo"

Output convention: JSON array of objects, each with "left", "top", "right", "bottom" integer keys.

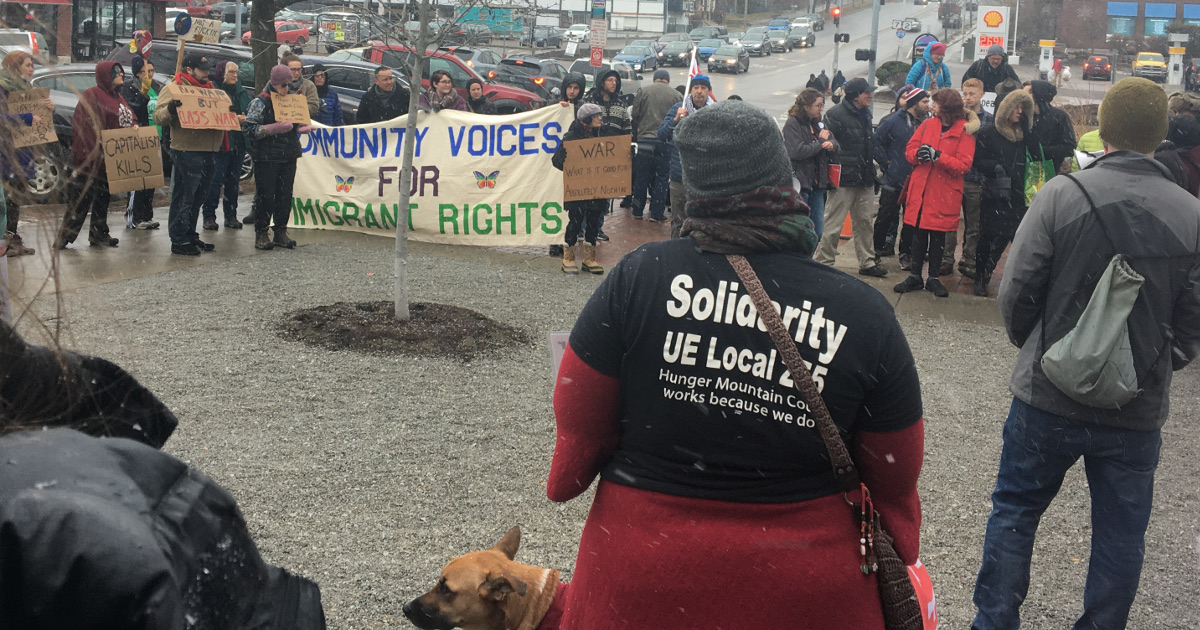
[{"left": 983, "top": 10, "right": 1004, "bottom": 27}]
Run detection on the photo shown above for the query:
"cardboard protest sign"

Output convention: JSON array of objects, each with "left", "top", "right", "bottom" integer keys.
[
  {"left": 271, "top": 93, "right": 311, "bottom": 125},
  {"left": 187, "top": 18, "right": 222, "bottom": 44},
  {"left": 174, "top": 84, "right": 240, "bottom": 131},
  {"left": 102, "top": 126, "right": 164, "bottom": 194},
  {"left": 290, "top": 106, "right": 574, "bottom": 246},
  {"left": 7, "top": 88, "right": 57, "bottom": 148},
  {"left": 561, "top": 134, "right": 632, "bottom": 201}
]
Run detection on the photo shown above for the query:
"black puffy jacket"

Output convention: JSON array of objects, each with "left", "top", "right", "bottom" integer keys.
[
  {"left": 1028, "top": 80, "right": 1077, "bottom": 168},
  {"left": 0, "top": 429, "right": 327, "bottom": 630},
  {"left": 823, "top": 99, "right": 875, "bottom": 188},
  {"left": 243, "top": 86, "right": 302, "bottom": 163}
]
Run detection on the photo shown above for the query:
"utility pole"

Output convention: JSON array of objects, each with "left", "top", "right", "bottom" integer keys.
[{"left": 867, "top": 0, "right": 880, "bottom": 88}]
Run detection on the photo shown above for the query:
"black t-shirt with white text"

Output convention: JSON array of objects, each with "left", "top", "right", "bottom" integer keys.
[{"left": 569, "top": 239, "right": 923, "bottom": 503}]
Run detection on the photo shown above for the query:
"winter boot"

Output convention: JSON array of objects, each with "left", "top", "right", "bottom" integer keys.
[
  {"left": 581, "top": 243, "right": 604, "bottom": 275},
  {"left": 925, "top": 277, "right": 950, "bottom": 298},
  {"left": 272, "top": 228, "right": 296, "bottom": 249},
  {"left": 254, "top": 230, "right": 275, "bottom": 250},
  {"left": 4, "top": 233, "right": 33, "bottom": 256},
  {"left": 88, "top": 233, "right": 119, "bottom": 247},
  {"left": 973, "top": 275, "right": 989, "bottom": 297},
  {"left": 561, "top": 243, "right": 579, "bottom": 274},
  {"left": 893, "top": 274, "right": 924, "bottom": 293}
]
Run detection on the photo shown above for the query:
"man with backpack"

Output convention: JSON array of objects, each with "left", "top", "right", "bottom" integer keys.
[{"left": 972, "top": 78, "right": 1200, "bottom": 630}]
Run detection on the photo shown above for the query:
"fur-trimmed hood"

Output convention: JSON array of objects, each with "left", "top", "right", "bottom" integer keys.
[
  {"left": 964, "top": 108, "right": 982, "bottom": 135},
  {"left": 995, "top": 89, "right": 1034, "bottom": 142}
]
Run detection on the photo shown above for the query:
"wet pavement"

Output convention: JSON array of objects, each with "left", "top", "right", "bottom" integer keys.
[{"left": 9, "top": 193, "right": 1005, "bottom": 327}]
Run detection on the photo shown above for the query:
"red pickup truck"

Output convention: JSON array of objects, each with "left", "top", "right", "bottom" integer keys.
[
  {"left": 168, "top": 0, "right": 217, "bottom": 19},
  {"left": 358, "top": 44, "right": 544, "bottom": 114}
]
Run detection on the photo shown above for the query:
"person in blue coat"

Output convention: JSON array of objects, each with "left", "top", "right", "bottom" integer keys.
[
  {"left": 311, "top": 64, "right": 343, "bottom": 127},
  {"left": 906, "top": 42, "right": 952, "bottom": 91}
]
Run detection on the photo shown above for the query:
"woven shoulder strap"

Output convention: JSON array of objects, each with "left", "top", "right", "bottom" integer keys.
[{"left": 725, "top": 254, "right": 860, "bottom": 492}]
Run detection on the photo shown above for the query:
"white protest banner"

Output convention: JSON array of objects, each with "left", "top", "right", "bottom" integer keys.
[
  {"left": 290, "top": 106, "right": 574, "bottom": 246},
  {"left": 187, "top": 18, "right": 222, "bottom": 44},
  {"left": 6, "top": 88, "right": 56, "bottom": 148}
]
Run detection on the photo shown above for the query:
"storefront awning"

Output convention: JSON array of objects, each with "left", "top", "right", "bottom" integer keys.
[
  {"left": 1186, "top": 4, "right": 1200, "bottom": 19},
  {"left": 1106, "top": 1, "right": 1138, "bottom": 17},
  {"left": 1145, "top": 2, "right": 1177, "bottom": 17}
]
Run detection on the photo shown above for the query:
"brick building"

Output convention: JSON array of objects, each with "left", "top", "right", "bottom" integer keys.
[{"left": 1060, "top": 0, "right": 1200, "bottom": 48}]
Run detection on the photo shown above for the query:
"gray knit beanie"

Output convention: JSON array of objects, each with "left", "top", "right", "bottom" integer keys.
[
  {"left": 576, "top": 102, "right": 602, "bottom": 123},
  {"left": 674, "top": 100, "right": 793, "bottom": 200}
]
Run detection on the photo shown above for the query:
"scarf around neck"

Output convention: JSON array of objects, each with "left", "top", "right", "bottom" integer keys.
[
  {"left": 681, "top": 186, "right": 817, "bottom": 256},
  {"left": 0, "top": 68, "right": 32, "bottom": 93}
]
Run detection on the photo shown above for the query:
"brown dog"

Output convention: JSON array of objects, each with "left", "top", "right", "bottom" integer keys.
[{"left": 403, "top": 527, "right": 568, "bottom": 630}]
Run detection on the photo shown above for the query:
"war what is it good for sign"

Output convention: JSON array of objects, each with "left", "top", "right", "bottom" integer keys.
[{"left": 562, "top": 134, "right": 632, "bottom": 202}]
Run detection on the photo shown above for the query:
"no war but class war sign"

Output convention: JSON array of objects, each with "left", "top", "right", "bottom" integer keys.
[{"left": 290, "top": 106, "right": 575, "bottom": 246}]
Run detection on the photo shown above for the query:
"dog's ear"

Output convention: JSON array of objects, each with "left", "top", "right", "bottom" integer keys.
[
  {"left": 492, "top": 526, "right": 521, "bottom": 560},
  {"left": 479, "top": 572, "right": 528, "bottom": 601}
]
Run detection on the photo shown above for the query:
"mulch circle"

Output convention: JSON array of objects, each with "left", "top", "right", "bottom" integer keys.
[{"left": 278, "top": 301, "right": 529, "bottom": 361}]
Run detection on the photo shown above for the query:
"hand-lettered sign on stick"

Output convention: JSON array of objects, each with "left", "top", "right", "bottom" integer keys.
[
  {"left": 271, "top": 93, "right": 311, "bottom": 125},
  {"left": 7, "top": 88, "right": 57, "bottom": 148},
  {"left": 103, "top": 126, "right": 165, "bottom": 194},
  {"left": 562, "top": 134, "right": 632, "bottom": 202},
  {"left": 174, "top": 84, "right": 240, "bottom": 130}
]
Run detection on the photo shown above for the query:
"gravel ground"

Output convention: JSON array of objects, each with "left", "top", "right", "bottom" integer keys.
[{"left": 18, "top": 241, "right": 1200, "bottom": 629}]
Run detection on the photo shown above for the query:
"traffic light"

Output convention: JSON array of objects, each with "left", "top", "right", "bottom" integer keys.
[{"left": 832, "top": 7, "right": 841, "bottom": 27}]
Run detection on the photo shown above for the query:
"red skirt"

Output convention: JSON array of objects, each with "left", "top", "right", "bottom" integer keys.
[{"left": 558, "top": 481, "right": 886, "bottom": 630}]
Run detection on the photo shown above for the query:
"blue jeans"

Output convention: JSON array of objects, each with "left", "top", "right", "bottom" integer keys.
[
  {"left": 972, "top": 398, "right": 1161, "bottom": 630},
  {"left": 168, "top": 150, "right": 214, "bottom": 245},
  {"left": 800, "top": 188, "right": 826, "bottom": 241},
  {"left": 632, "top": 141, "right": 670, "bottom": 220},
  {"left": 202, "top": 148, "right": 243, "bottom": 223}
]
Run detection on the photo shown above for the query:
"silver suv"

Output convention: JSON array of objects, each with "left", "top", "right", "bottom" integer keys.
[{"left": 0, "top": 29, "right": 49, "bottom": 58}]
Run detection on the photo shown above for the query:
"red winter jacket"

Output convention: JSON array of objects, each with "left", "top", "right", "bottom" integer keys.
[{"left": 903, "top": 117, "right": 975, "bottom": 232}]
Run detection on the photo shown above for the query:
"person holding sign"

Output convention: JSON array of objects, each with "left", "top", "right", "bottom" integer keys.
[
  {"left": 56, "top": 61, "right": 134, "bottom": 250},
  {"left": 121, "top": 56, "right": 161, "bottom": 231},
  {"left": 0, "top": 51, "right": 51, "bottom": 257},
  {"left": 154, "top": 53, "right": 225, "bottom": 257},
  {"left": 243, "top": 65, "right": 314, "bottom": 251},
  {"left": 551, "top": 103, "right": 608, "bottom": 275}
]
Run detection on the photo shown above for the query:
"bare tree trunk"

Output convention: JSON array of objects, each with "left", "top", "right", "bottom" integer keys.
[
  {"left": 394, "top": 0, "right": 431, "bottom": 321},
  {"left": 250, "top": 0, "right": 279, "bottom": 92}
]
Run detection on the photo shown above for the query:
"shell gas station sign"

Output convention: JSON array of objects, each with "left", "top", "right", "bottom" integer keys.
[{"left": 975, "top": 6, "right": 1010, "bottom": 60}]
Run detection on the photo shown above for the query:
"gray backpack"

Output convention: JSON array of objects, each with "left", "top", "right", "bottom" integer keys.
[{"left": 1039, "top": 175, "right": 1144, "bottom": 409}]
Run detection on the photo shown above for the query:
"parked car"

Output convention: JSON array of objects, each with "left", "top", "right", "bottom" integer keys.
[
  {"left": 521, "top": 26, "right": 564, "bottom": 48},
  {"left": 564, "top": 24, "right": 590, "bottom": 42},
  {"left": 354, "top": 44, "right": 544, "bottom": 113},
  {"left": 443, "top": 23, "right": 493, "bottom": 46},
  {"left": 807, "top": 13, "right": 825, "bottom": 30},
  {"left": 767, "top": 24, "right": 793, "bottom": 52},
  {"left": 275, "top": 9, "right": 319, "bottom": 33},
  {"left": 567, "top": 58, "right": 643, "bottom": 97},
  {"left": 491, "top": 55, "right": 566, "bottom": 101},
  {"left": 707, "top": 44, "right": 749, "bottom": 74},
  {"left": 695, "top": 38, "right": 724, "bottom": 62},
  {"left": 1132, "top": 51, "right": 1167, "bottom": 82},
  {"left": 658, "top": 40, "right": 695, "bottom": 66},
  {"left": 741, "top": 27, "right": 771, "bottom": 56},
  {"left": 1081, "top": 54, "right": 1112, "bottom": 81},
  {"left": 243, "top": 21, "right": 309, "bottom": 46},
  {"left": 689, "top": 26, "right": 722, "bottom": 42},
  {"left": 440, "top": 46, "right": 503, "bottom": 77},
  {"left": 615, "top": 44, "right": 658, "bottom": 72},
  {"left": 791, "top": 25, "right": 816, "bottom": 48},
  {"left": 0, "top": 29, "right": 48, "bottom": 58},
  {"left": 404, "top": 20, "right": 442, "bottom": 40}
]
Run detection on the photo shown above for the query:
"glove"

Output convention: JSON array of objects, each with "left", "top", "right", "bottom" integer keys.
[
  {"left": 229, "top": 105, "right": 239, "bottom": 113},
  {"left": 916, "top": 145, "right": 933, "bottom": 163},
  {"left": 262, "top": 121, "right": 294, "bottom": 135},
  {"left": 167, "top": 99, "right": 182, "bottom": 118},
  {"left": 993, "top": 164, "right": 1006, "bottom": 178},
  {"left": 930, "top": 149, "right": 942, "bottom": 163}
]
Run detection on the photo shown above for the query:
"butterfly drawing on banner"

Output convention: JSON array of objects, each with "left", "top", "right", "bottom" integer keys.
[
  {"left": 335, "top": 175, "right": 354, "bottom": 193},
  {"left": 474, "top": 170, "right": 499, "bottom": 189}
]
